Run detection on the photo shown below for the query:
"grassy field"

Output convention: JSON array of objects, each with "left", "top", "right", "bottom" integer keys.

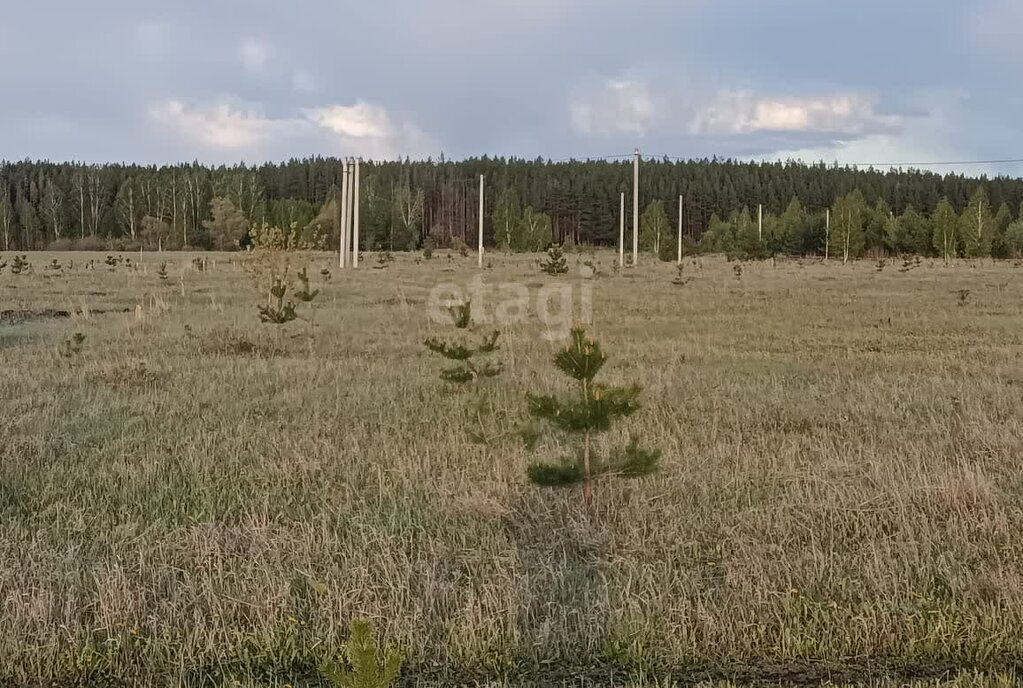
[{"left": 1, "top": 250, "right": 1022, "bottom": 687}]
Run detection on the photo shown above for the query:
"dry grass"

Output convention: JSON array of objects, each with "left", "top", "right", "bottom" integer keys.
[{"left": 1, "top": 250, "right": 1022, "bottom": 687}]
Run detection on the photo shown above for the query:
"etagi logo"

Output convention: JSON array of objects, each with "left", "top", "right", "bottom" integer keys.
[{"left": 427, "top": 268, "right": 593, "bottom": 340}]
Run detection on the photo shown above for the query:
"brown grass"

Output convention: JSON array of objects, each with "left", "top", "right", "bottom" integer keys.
[{"left": 0, "top": 250, "right": 1021, "bottom": 686}]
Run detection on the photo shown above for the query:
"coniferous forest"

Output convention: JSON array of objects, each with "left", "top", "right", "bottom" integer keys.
[{"left": 2, "top": 157, "right": 1023, "bottom": 258}]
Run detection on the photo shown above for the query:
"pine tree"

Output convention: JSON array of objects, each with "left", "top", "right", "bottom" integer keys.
[
  {"left": 526, "top": 327, "right": 660, "bottom": 507},
  {"left": 540, "top": 243, "right": 569, "bottom": 274},
  {"left": 258, "top": 279, "right": 298, "bottom": 324},
  {"left": 424, "top": 300, "right": 502, "bottom": 384},
  {"left": 319, "top": 618, "right": 402, "bottom": 688}
]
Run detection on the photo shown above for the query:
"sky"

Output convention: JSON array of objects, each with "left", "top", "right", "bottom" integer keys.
[{"left": 3, "top": 0, "right": 1023, "bottom": 176}]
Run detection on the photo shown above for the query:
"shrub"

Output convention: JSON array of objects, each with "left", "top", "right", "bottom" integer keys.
[
  {"left": 73, "top": 235, "right": 107, "bottom": 251},
  {"left": 47, "top": 238, "right": 74, "bottom": 251}
]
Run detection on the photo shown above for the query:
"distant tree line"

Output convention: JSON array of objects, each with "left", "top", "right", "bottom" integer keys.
[{"left": 1, "top": 157, "right": 1022, "bottom": 257}]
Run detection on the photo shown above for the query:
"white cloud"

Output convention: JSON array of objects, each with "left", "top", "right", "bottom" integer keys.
[
  {"left": 305, "top": 102, "right": 436, "bottom": 159},
  {"left": 570, "top": 75, "right": 901, "bottom": 147},
  {"left": 690, "top": 90, "right": 900, "bottom": 136},
  {"left": 306, "top": 102, "right": 393, "bottom": 138},
  {"left": 149, "top": 98, "right": 435, "bottom": 160},
  {"left": 148, "top": 100, "right": 299, "bottom": 150},
  {"left": 570, "top": 79, "right": 659, "bottom": 136},
  {"left": 238, "top": 38, "right": 273, "bottom": 73}
]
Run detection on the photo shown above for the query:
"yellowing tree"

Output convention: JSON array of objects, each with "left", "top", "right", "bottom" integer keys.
[{"left": 202, "top": 197, "right": 249, "bottom": 250}]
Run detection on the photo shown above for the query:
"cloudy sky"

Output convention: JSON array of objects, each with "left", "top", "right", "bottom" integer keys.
[{"left": 3, "top": 0, "right": 1022, "bottom": 174}]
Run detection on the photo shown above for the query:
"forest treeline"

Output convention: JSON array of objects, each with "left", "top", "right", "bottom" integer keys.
[{"left": 1, "top": 157, "right": 1023, "bottom": 257}]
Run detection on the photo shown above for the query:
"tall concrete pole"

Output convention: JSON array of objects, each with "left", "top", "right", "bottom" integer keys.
[
  {"left": 825, "top": 207, "right": 830, "bottom": 261},
  {"left": 339, "top": 160, "right": 349, "bottom": 268},
  {"left": 478, "top": 174, "right": 484, "bottom": 268},
  {"left": 677, "top": 195, "right": 683, "bottom": 265},
  {"left": 632, "top": 149, "right": 639, "bottom": 266},
  {"left": 352, "top": 158, "right": 361, "bottom": 268},
  {"left": 619, "top": 192, "right": 625, "bottom": 268},
  {"left": 347, "top": 159, "right": 355, "bottom": 264}
]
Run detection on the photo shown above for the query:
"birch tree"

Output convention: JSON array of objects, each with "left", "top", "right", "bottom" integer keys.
[
  {"left": 521, "top": 206, "right": 552, "bottom": 252},
  {"left": 831, "top": 190, "right": 867, "bottom": 264},
  {"left": 493, "top": 187, "right": 522, "bottom": 251},
  {"left": 639, "top": 200, "right": 669, "bottom": 255},
  {"left": 0, "top": 193, "right": 13, "bottom": 250},
  {"left": 86, "top": 166, "right": 104, "bottom": 236},
  {"left": 116, "top": 177, "right": 139, "bottom": 239},
  {"left": 932, "top": 198, "right": 958, "bottom": 264},
  {"left": 41, "top": 179, "right": 63, "bottom": 240},
  {"left": 392, "top": 185, "right": 423, "bottom": 250},
  {"left": 959, "top": 188, "right": 992, "bottom": 258}
]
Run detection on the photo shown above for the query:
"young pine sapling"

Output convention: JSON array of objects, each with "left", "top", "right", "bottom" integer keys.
[
  {"left": 540, "top": 244, "right": 569, "bottom": 275},
  {"left": 319, "top": 618, "right": 402, "bottom": 688},
  {"left": 258, "top": 279, "right": 298, "bottom": 324},
  {"left": 10, "top": 255, "right": 29, "bottom": 274},
  {"left": 526, "top": 327, "right": 660, "bottom": 507},
  {"left": 294, "top": 267, "right": 319, "bottom": 302},
  {"left": 59, "top": 332, "right": 86, "bottom": 358},
  {"left": 424, "top": 300, "right": 502, "bottom": 384}
]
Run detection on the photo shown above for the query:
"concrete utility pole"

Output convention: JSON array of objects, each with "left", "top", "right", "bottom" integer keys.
[
  {"left": 632, "top": 148, "right": 639, "bottom": 266},
  {"left": 758, "top": 203, "right": 763, "bottom": 241},
  {"left": 339, "top": 160, "right": 349, "bottom": 268},
  {"left": 825, "top": 207, "right": 830, "bottom": 261},
  {"left": 677, "top": 195, "right": 683, "bottom": 265},
  {"left": 478, "top": 174, "right": 484, "bottom": 268},
  {"left": 352, "top": 158, "right": 361, "bottom": 268},
  {"left": 619, "top": 192, "right": 625, "bottom": 268},
  {"left": 347, "top": 159, "right": 355, "bottom": 264}
]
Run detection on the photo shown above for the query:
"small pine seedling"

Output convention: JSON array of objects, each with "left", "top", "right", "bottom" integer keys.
[
  {"left": 424, "top": 300, "right": 502, "bottom": 384},
  {"left": 321, "top": 268, "right": 332, "bottom": 281},
  {"left": 733, "top": 264, "right": 743, "bottom": 281},
  {"left": 422, "top": 246, "right": 433, "bottom": 260},
  {"left": 526, "top": 327, "right": 660, "bottom": 507},
  {"left": 374, "top": 251, "right": 394, "bottom": 269},
  {"left": 956, "top": 288, "right": 971, "bottom": 307},
  {"left": 59, "top": 332, "right": 86, "bottom": 358},
  {"left": 540, "top": 244, "right": 569, "bottom": 275},
  {"left": 319, "top": 618, "right": 402, "bottom": 688},
  {"left": 10, "top": 255, "right": 29, "bottom": 274},
  {"left": 875, "top": 259, "right": 885, "bottom": 272},
  {"left": 672, "top": 263, "right": 691, "bottom": 287},
  {"left": 258, "top": 279, "right": 298, "bottom": 324},
  {"left": 294, "top": 267, "right": 319, "bottom": 302},
  {"left": 157, "top": 262, "right": 169, "bottom": 281},
  {"left": 45, "top": 258, "right": 62, "bottom": 271}
]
